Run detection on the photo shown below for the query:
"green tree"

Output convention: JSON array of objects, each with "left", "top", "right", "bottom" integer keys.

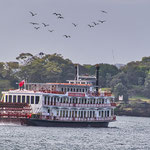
[{"left": 17, "top": 53, "right": 75, "bottom": 83}]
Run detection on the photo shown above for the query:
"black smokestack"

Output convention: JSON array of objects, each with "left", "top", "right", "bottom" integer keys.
[
  {"left": 75, "top": 64, "right": 78, "bottom": 80},
  {"left": 96, "top": 64, "right": 99, "bottom": 94}
]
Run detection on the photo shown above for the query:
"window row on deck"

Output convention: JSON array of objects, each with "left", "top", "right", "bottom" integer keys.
[
  {"left": 61, "top": 87, "right": 89, "bottom": 93},
  {"left": 26, "top": 84, "right": 89, "bottom": 93},
  {"left": 52, "top": 109, "right": 112, "bottom": 118},
  {"left": 4, "top": 95, "right": 40, "bottom": 104},
  {"left": 44, "top": 96, "right": 111, "bottom": 105}
]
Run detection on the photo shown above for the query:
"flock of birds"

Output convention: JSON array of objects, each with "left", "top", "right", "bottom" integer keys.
[{"left": 29, "top": 10, "right": 107, "bottom": 38}]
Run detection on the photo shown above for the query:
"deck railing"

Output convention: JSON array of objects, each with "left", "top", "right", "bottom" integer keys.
[{"left": 44, "top": 103, "right": 116, "bottom": 108}]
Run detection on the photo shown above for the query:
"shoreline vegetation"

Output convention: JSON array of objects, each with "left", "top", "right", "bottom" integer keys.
[
  {"left": 116, "top": 98, "right": 150, "bottom": 117},
  {"left": 1, "top": 52, "right": 150, "bottom": 117}
]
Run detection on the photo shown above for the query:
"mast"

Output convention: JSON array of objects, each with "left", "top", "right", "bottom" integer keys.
[{"left": 95, "top": 64, "right": 99, "bottom": 94}]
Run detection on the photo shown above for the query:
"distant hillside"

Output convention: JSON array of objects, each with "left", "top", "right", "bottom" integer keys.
[{"left": 1, "top": 53, "right": 150, "bottom": 103}]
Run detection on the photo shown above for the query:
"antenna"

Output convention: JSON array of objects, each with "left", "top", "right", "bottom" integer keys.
[
  {"left": 77, "top": 64, "right": 79, "bottom": 81},
  {"left": 112, "top": 50, "right": 115, "bottom": 65}
]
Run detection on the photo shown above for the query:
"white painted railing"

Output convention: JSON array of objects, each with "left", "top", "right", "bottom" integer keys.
[{"left": 43, "top": 103, "right": 116, "bottom": 108}]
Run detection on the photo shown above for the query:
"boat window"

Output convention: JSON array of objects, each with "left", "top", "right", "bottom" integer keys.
[
  {"left": 63, "top": 111, "right": 65, "bottom": 117},
  {"left": 9, "top": 95, "right": 12, "bottom": 103},
  {"left": 90, "top": 111, "right": 92, "bottom": 118},
  {"left": 18, "top": 95, "right": 21, "bottom": 103},
  {"left": 84, "top": 111, "right": 86, "bottom": 118},
  {"left": 5, "top": 95, "right": 8, "bottom": 102},
  {"left": 66, "top": 111, "right": 68, "bottom": 117},
  {"left": 76, "top": 98, "right": 78, "bottom": 103},
  {"left": 81, "top": 111, "right": 83, "bottom": 118},
  {"left": 60, "top": 110, "right": 62, "bottom": 117},
  {"left": 85, "top": 98, "right": 87, "bottom": 104},
  {"left": 35, "top": 96, "right": 39, "bottom": 104},
  {"left": 82, "top": 89, "right": 84, "bottom": 92},
  {"left": 44, "top": 96, "right": 46, "bottom": 105},
  {"left": 48, "top": 97, "right": 50, "bottom": 105},
  {"left": 107, "top": 110, "right": 109, "bottom": 117},
  {"left": 27, "top": 96, "right": 30, "bottom": 104},
  {"left": 54, "top": 97, "right": 56, "bottom": 105},
  {"left": 31, "top": 96, "right": 34, "bottom": 104},
  {"left": 51, "top": 97, "right": 53, "bottom": 105},
  {"left": 76, "top": 89, "right": 78, "bottom": 92},
  {"left": 75, "top": 111, "right": 77, "bottom": 117},
  {"left": 72, "top": 111, "right": 74, "bottom": 117},
  {"left": 90, "top": 99, "right": 92, "bottom": 104},
  {"left": 93, "top": 111, "right": 95, "bottom": 117},
  {"left": 13, "top": 95, "right": 16, "bottom": 103},
  {"left": 57, "top": 110, "right": 59, "bottom": 116},
  {"left": 71, "top": 88, "right": 72, "bottom": 92},
  {"left": 22, "top": 96, "right": 25, "bottom": 103},
  {"left": 61, "top": 88, "right": 63, "bottom": 92},
  {"left": 102, "top": 111, "right": 104, "bottom": 117},
  {"left": 102, "top": 99, "right": 104, "bottom": 104},
  {"left": 51, "top": 97, "right": 53, "bottom": 101},
  {"left": 82, "top": 98, "right": 84, "bottom": 104},
  {"left": 93, "top": 99, "right": 95, "bottom": 104}
]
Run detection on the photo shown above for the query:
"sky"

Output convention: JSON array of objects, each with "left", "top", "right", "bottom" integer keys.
[{"left": 0, "top": 0, "right": 150, "bottom": 65}]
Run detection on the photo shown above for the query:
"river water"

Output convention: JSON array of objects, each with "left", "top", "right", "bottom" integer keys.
[{"left": 0, "top": 116, "right": 150, "bottom": 150}]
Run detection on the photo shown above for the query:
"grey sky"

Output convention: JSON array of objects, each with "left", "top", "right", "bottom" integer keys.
[{"left": 0, "top": 0, "right": 150, "bottom": 65}]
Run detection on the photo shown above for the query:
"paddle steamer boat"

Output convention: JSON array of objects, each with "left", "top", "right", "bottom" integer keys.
[{"left": 0, "top": 65, "right": 116, "bottom": 127}]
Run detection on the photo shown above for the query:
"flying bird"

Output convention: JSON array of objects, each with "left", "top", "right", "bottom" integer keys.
[
  {"left": 42, "top": 23, "right": 49, "bottom": 27},
  {"left": 58, "top": 16, "right": 64, "bottom": 19},
  {"left": 30, "top": 22, "right": 39, "bottom": 25},
  {"left": 72, "top": 23, "right": 78, "bottom": 27},
  {"left": 63, "top": 35, "right": 71, "bottom": 38},
  {"left": 29, "top": 11, "right": 37, "bottom": 16},
  {"left": 48, "top": 30, "right": 54, "bottom": 32},
  {"left": 88, "top": 24, "right": 94, "bottom": 28},
  {"left": 98, "top": 20, "right": 106, "bottom": 23},
  {"left": 101, "top": 10, "right": 107, "bottom": 14},
  {"left": 92, "top": 22, "right": 99, "bottom": 26},
  {"left": 53, "top": 13, "right": 62, "bottom": 16},
  {"left": 34, "top": 27, "right": 40, "bottom": 30}
]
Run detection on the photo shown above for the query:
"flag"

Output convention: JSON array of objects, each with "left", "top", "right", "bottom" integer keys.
[{"left": 19, "top": 80, "right": 25, "bottom": 87}]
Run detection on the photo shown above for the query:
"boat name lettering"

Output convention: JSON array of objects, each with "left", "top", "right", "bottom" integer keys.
[{"left": 68, "top": 92, "right": 85, "bottom": 97}]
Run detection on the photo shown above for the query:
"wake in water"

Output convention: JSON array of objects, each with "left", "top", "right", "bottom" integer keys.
[{"left": 0, "top": 121, "right": 21, "bottom": 126}]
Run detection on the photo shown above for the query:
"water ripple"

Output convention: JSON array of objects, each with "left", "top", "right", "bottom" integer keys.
[{"left": 0, "top": 116, "right": 150, "bottom": 150}]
